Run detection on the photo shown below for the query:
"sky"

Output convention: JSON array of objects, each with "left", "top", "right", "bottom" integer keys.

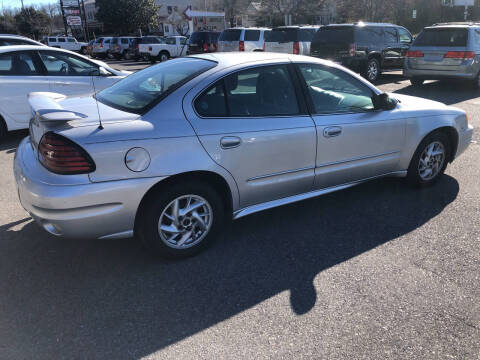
[{"left": 2, "top": 0, "right": 56, "bottom": 9}]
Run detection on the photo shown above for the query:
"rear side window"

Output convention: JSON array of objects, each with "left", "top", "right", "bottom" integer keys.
[
  {"left": 219, "top": 29, "right": 242, "bottom": 41},
  {"left": 121, "top": 38, "right": 129, "bottom": 44},
  {"left": 58, "top": 38, "right": 66, "bottom": 43},
  {"left": 195, "top": 65, "right": 299, "bottom": 117},
  {"left": 355, "top": 27, "right": 384, "bottom": 44},
  {"left": 384, "top": 27, "right": 397, "bottom": 43},
  {"left": 0, "top": 52, "right": 40, "bottom": 76},
  {"left": 67, "top": 38, "right": 75, "bottom": 43},
  {"left": 414, "top": 28, "right": 468, "bottom": 47},
  {"left": 244, "top": 30, "right": 260, "bottom": 41},
  {"left": 313, "top": 26, "right": 354, "bottom": 44},
  {"left": 48, "top": 37, "right": 56, "bottom": 42},
  {"left": 97, "top": 58, "right": 216, "bottom": 114},
  {"left": 398, "top": 28, "right": 412, "bottom": 43}
]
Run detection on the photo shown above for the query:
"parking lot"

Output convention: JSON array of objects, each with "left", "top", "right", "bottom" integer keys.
[{"left": 1, "top": 59, "right": 479, "bottom": 359}]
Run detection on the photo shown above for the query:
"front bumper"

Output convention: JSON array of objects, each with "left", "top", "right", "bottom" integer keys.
[
  {"left": 14, "top": 137, "right": 163, "bottom": 240},
  {"left": 455, "top": 124, "right": 474, "bottom": 159}
]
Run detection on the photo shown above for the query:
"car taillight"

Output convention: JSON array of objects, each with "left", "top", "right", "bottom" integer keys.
[
  {"left": 215, "top": 42, "right": 218, "bottom": 50},
  {"left": 444, "top": 51, "right": 475, "bottom": 59},
  {"left": 38, "top": 132, "right": 95, "bottom": 175},
  {"left": 239, "top": 41, "right": 244, "bottom": 51},
  {"left": 349, "top": 43, "right": 356, "bottom": 57},
  {"left": 203, "top": 43, "right": 209, "bottom": 52},
  {"left": 406, "top": 50, "right": 424, "bottom": 58},
  {"left": 262, "top": 43, "right": 265, "bottom": 51},
  {"left": 149, "top": 46, "right": 152, "bottom": 51},
  {"left": 136, "top": 44, "right": 139, "bottom": 49},
  {"left": 293, "top": 41, "right": 300, "bottom": 55},
  {"left": 116, "top": 45, "right": 120, "bottom": 51}
]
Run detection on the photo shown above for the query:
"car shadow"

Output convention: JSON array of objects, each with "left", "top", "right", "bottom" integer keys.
[
  {"left": 0, "top": 130, "right": 28, "bottom": 153},
  {"left": 0, "top": 175, "right": 459, "bottom": 359},
  {"left": 393, "top": 79, "right": 479, "bottom": 105},
  {"left": 376, "top": 72, "right": 406, "bottom": 86}
]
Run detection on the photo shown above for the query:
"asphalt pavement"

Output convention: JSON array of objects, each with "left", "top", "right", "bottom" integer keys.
[{"left": 0, "top": 61, "right": 479, "bottom": 359}]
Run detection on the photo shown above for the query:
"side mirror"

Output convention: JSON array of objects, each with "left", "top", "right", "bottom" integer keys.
[
  {"left": 90, "top": 67, "right": 111, "bottom": 77},
  {"left": 372, "top": 93, "right": 398, "bottom": 111}
]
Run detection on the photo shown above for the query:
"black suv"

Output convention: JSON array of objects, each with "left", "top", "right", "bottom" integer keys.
[
  {"left": 310, "top": 22, "right": 413, "bottom": 82},
  {"left": 187, "top": 31, "right": 220, "bottom": 54}
]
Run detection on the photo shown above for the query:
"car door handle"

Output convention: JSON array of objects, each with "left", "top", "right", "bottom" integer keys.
[
  {"left": 220, "top": 136, "right": 241, "bottom": 149},
  {"left": 323, "top": 126, "right": 342, "bottom": 138},
  {"left": 54, "top": 81, "right": 71, "bottom": 86}
]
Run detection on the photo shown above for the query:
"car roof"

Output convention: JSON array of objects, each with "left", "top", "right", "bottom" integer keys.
[
  {"left": 0, "top": 45, "right": 78, "bottom": 54},
  {"left": 325, "top": 22, "right": 398, "bottom": 27},
  {"left": 190, "top": 51, "right": 318, "bottom": 67},
  {"left": 273, "top": 26, "right": 320, "bottom": 29},
  {"left": 425, "top": 23, "right": 479, "bottom": 29}
]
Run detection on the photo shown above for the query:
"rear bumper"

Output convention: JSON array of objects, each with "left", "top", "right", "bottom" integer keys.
[
  {"left": 404, "top": 62, "right": 477, "bottom": 80},
  {"left": 14, "top": 137, "right": 164, "bottom": 240}
]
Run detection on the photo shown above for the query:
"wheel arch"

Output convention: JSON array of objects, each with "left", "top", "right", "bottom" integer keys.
[
  {"left": 413, "top": 126, "right": 459, "bottom": 164},
  {"left": 134, "top": 170, "right": 234, "bottom": 235},
  {"left": 0, "top": 112, "right": 8, "bottom": 135}
]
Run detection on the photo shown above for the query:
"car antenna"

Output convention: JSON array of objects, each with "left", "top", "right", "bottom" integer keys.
[{"left": 91, "top": 73, "right": 104, "bottom": 130}]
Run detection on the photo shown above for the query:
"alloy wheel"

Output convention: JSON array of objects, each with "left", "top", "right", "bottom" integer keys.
[
  {"left": 158, "top": 195, "right": 213, "bottom": 249},
  {"left": 367, "top": 60, "right": 378, "bottom": 81},
  {"left": 418, "top": 141, "right": 445, "bottom": 181}
]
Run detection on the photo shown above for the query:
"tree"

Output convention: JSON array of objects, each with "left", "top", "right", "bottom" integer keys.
[
  {"left": 258, "top": 0, "right": 329, "bottom": 26},
  {"left": 14, "top": 7, "right": 50, "bottom": 39},
  {"left": 96, "top": 0, "right": 159, "bottom": 35}
]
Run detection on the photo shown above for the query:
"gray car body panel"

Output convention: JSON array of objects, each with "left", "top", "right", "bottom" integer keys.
[{"left": 15, "top": 52, "right": 473, "bottom": 240}]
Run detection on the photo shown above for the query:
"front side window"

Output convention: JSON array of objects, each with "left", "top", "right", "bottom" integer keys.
[
  {"left": 298, "top": 63, "right": 374, "bottom": 114},
  {"left": 0, "top": 52, "right": 40, "bottom": 76},
  {"left": 48, "top": 37, "right": 56, "bottom": 42},
  {"left": 97, "top": 58, "right": 216, "bottom": 114},
  {"left": 121, "top": 38, "right": 129, "bottom": 44},
  {"left": 180, "top": 37, "right": 187, "bottom": 45},
  {"left": 219, "top": 29, "right": 242, "bottom": 41},
  {"left": 195, "top": 64, "right": 299, "bottom": 117},
  {"left": 355, "top": 26, "right": 384, "bottom": 44},
  {"left": 166, "top": 37, "right": 176, "bottom": 45},
  {"left": 39, "top": 51, "right": 98, "bottom": 76},
  {"left": 58, "top": 38, "right": 66, "bottom": 43},
  {"left": 67, "top": 38, "right": 76, "bottom": 43}
]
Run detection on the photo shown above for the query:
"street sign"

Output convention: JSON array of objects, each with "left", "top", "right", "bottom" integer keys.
[
  {"left": 63, "top": 0, "right": 79, "bottom": 7},
  {"left": 66, "top": 15, "right": 82, "bottom": 26},
  {"left": 412, "top": 9, "right": 417, "bottom": 19},
  {"left": 454, "top": 0, "right": 474, "bottom": 5},
  {"left": 64, "top": 8, "right": 80, "bottom": 15}
]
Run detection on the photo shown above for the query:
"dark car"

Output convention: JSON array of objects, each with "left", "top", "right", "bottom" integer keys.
[
  {"left": 110, "top": 36, "right": 140, "bottom": 60},
  {"left": 310, "top": 22, "right": 413, "bottom": 82},
  {"left": 187, "top": 31, "right": 220, "bottom": 54}
]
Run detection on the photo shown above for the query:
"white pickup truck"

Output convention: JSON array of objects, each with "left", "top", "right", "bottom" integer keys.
[{"left": 139, "top": 36, "right": 188, "bottom": 63}]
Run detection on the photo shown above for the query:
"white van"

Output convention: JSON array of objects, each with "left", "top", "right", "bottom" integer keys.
[{"left": 264, "top": 26, "right": 320, "bottom": 55}]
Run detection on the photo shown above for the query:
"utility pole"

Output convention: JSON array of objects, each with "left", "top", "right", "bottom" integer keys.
[
  {"left": 59, "top": 0, "right": 69, "bottom": 36},
  {"left": 80, "top": 0, "right": 88, "bottom": 41},
  {"left": 20, "top": 0, "right": 24, "bottom": 9}
]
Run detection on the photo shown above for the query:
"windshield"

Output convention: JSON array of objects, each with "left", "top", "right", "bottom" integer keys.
[
  {"left": 265, "top": 28, "right": 298, "bottom": 42},
  {"left": 414, "top": 28, "right": 468, "bottom": 47},
  {"left": 96, "top": 58, "right": 217, "bottom": 114},
  {"left": 219, "top": 29, "right": 241, "bottom": 41},
  {"left": 313, "top": 26, "right": 353, "bottom": 44}
]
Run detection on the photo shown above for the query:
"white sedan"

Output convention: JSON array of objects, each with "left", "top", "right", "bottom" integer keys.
[{"left": 0, "top": 45, "right": 130, "bottom": 136}]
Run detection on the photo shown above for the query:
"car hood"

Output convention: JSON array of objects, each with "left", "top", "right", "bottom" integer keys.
[
  {"left": 389, "top": 93, "right": 463, "bottom": 115},
  {"left": 90, "top": 59, "right": 132, "bottom": 76}
]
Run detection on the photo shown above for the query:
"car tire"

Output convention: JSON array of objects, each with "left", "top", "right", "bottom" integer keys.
[
  {"left": 362, "top": 57, "right": 381, "bottom": 83},
  {"left": 81, "top": 47, "right": 88, "bottom": 55},
  {"left": 406, "top": 131, "right": 450, "bottom": 187},
  {"left": 410, "top": 78, "right": 424, "bottom": 87},
  {"left": 159, "top": 51, "right": 169, "bottom": 62},
  {"left": 470, "top": 72, "right": 480, "bottom": 90},
  {"left": 0, "top": 117, "right": 7, "bottom": 139},
  {"left": 137, "top": 181, "right": 225, "bottom": 259},
  {"left": 123, "top": 51, "right": 130, "bottom": 60}
]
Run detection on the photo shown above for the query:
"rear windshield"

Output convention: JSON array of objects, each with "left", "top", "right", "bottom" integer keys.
[
  {"left": 244, "top": 30, "right": 260, "bottom": 41},
  {"left": 96, "top": 58, "right": 217, "bottom": 114},
  {"left": 219, "top": 29, "right": 242, "bottom": 41},
  {"left": 265, "top": 28, "right": 298, "bottom": 42},
  {"left": 313, "top": 26, "right": 354, "bottom": 44},
  {"left": 414, "top": 28, "right": 468, "bottom": 47}
]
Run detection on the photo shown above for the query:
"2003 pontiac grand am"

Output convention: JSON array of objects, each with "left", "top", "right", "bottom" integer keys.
[{"left": 14, "top": 52, "right": 473, "bottom": 258}]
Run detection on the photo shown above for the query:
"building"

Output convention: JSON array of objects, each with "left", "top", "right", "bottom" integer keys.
[{"left": 154, "top": 0, "right": 226, "bottom": 35}]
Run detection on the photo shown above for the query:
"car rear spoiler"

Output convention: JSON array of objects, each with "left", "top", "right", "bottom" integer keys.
[{"left": 28, "top": 92, "right": 88, "bottom": 122}]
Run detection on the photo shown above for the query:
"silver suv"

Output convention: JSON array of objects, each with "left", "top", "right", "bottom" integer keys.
[
  {"left": 217, "top": 28, "right": 271, "bottom": 52},
  {"left": 264, "top": 26, "right": 320, "bottom": 55},
  {"left": 404, "top": 22, "right": 480, "bottom": 88}
]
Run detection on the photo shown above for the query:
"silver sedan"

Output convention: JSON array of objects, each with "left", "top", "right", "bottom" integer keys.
[{"left": 14, "top": 53, "right": 473, "bottom": 258}]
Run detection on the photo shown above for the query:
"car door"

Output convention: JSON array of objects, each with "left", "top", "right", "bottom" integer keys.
[
  {"left": 0, "top": 50, "right": 50, "bottom": 127},
  {"left": 295, "top": 62, "right": 405, "bottom": 190},
  {"left": 183, "top": 62, "right": 317, "bottom": 209},
  {"left": 383, "top": 27, "right": 402, "bottom": 69},
  {"left": 38, "top": 50, "right": 95, "bottom": 97}
]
